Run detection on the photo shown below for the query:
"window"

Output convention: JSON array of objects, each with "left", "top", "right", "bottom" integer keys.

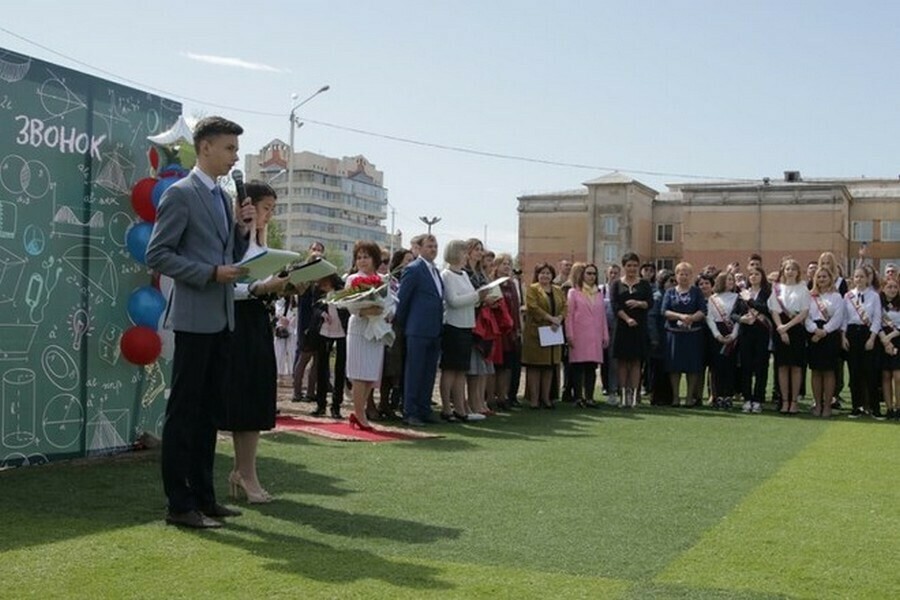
[
  {"left": 655, "top": 258, "right": 675, "bottom": 272},
  {"left": 851, "top": 221, "right": 874, "bottom": 242},
  {"left": 603, "top": 244, "right": 619, "bottom": 265},
  {"left": 602, "top": 215, "right": 618, "bottom": 235},
  {"left": 882, "top": 220, "right": 900, "bottom": 242},
  {"left": 656, "top": 223, "right": 674, "bottom": 243}
]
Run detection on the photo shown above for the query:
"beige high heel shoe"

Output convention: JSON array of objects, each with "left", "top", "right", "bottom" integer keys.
[{"left": 228, "top": 472, "right": 273, "bottom": 504}]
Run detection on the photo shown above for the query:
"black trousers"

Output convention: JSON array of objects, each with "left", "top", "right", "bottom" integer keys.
[
  {"left": 316, "top": 337, "right": 346, "bottom": 410},
  {"left": 711, "top": 344, "right": 738, "bottom": 398},
  {"left": 162, "top": 330, "right": 231, "bottom": 514},
  {"left": 570, "top": 362, "right": 598, "bottom": 401},
  {"left": 846, "top": 324, "right": 878, "bottom": 413},
  {"left": 740, "top": 326, "right": 770, "bottom": 404}
]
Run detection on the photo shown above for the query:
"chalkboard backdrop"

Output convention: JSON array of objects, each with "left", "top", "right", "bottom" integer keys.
[{"left": 0, "top": 47, "right": 181, "bottom": 467}]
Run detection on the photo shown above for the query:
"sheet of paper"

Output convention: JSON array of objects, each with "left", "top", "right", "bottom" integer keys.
[
  {"left": 538, "top": 325, "right": 564, "bottom": 347},
  {"left": 237, "top": 248, "right": 302, "bottom": 281}
]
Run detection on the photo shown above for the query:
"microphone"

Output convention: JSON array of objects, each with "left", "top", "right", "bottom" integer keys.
[{"left": 232, "top": 169, "right": 252, "bottom": 224}]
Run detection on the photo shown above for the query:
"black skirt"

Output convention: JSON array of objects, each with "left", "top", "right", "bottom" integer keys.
[
  {"left": 773, "top": 323, "right": 807, "bottom": 367},
  {"left": 218, "top": 299, "right": 277, "bottom": 431},
  {"left": 441, "top": 324, "right": 472, "bottom": 371},
  {"left": 807, "top": 321, "right": 840, "bottom": 372}
]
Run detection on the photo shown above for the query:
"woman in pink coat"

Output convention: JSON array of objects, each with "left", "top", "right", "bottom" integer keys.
[{"left": 565, "top": 263, "right": 609, "bottom": 407}]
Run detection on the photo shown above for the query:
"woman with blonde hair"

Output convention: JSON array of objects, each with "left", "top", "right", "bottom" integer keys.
[
  {"left": 661, "top": 262, "right": 707, "bottom": 406},
  {"left": 463, "top": 238, "right": 495, "bottom": 415},
  {"left": 439, "top": 240, "right": 488, "bottom": 422},
  {"left": 843, "top": 267, "right": 884, "bottom": 418},
  {"left": 805, "top": 267, "right": 845, "bottom": 417},
  {"left": 768, "top": 258, "right": 811, "bottom": 414}
]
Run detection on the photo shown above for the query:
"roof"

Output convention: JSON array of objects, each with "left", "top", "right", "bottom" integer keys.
[{"left": 582, "top": 171, "right": 640, "bottom": 186}]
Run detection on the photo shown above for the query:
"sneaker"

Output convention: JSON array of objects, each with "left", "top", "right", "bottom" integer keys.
[
  {"left": 871, "top": 411, "right": 886, "bottom": 421},
  {"left": 741, "top": 401, "right": 753, "bottom": 414},
  {"left": 465, "top": 412, "right": 486, "bottom": 421},
  {"left": 847, "top": 408, "right": 863, "bottom": 419},
  {"left": 751, "top": 402, "right": 762, "bottom": 414}
]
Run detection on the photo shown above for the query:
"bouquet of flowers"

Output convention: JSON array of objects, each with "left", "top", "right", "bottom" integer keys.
[{"left": 325, "top": 273, "right": 394, "bottom": 345}]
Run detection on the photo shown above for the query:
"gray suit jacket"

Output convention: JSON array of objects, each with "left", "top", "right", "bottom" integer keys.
[{"left": 146, "top": 170, "right": 237, "bottom": 333}]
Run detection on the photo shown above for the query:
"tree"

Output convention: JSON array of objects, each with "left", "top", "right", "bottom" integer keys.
[{"left": 266, "top": 219, "right": 285, "bottom": 250}]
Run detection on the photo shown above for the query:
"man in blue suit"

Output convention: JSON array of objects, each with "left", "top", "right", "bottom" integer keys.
[
  {"left": 394, "top": 234, "right": 443, "bottom": 425},
  {"left": 146, "top": 116, "right": 253, "bottom": 528}
]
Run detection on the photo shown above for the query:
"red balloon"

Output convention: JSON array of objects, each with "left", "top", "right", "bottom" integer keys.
[
  {"left": 131, "top": 177, "right": 158, "bottom": 222},
  {"left": 120, "top": 326, "right": 162, "bottom": 365},
  {"left": 148, "top": 146, "right": 160, "bottom": 171}
]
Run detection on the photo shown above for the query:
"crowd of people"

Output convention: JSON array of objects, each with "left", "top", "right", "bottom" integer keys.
[
  {"left": 285, "top": 241, "right": 900, "bottom": 428},
  {"left": 146, "top": 116, "right": 898, "bottom": 529}
]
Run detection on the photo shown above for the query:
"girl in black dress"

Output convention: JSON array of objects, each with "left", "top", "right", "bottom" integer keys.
[
  {"left": 220, "top": 181, "right": 289, "bottom": 504},
  {"left": 611, "top": 252, "right": 652, "bottom": 407}
]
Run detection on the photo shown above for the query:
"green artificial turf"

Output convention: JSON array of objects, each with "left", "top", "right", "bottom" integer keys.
[{"left": 1, "top": 404, "right": 897, "bottom": 599}]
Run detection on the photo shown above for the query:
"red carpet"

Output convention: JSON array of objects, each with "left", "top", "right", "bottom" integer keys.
[{"left": 274, "top": 415, "right": 441, "bottom": 442}]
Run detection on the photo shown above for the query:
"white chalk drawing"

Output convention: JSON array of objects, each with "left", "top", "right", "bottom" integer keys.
[
  {"left": 53, "top": 206, "right": 104, "bottom": 231},
  {"left": 141, "top": 362, "right": 167, "bottom": 408},
  {"left": 2, "top": 368, "right": 36, "bottom": 448},
  {"left": 106, "top": 211, "right": 133, "bottom": 248},
  {"left": 93, "top": 89, "right": 136, "bottom": 142},
  {"left": 0, "top": 246, "right": 26, "bottom": 305},
  {"left": 154, "top": 412, "right": 165, "bottom": 438},
  {"left": 1, "top": 453, "right": 48, "bottom": 468},
  {"left": 23, "top": 224, "right": 46, "bottom": 256},
  {"left": 41, "top": 345, "right": 79, "bottom": 392},
  {"left": 0, "top": 155, "right": 51, "bottom": 198},
  {"left": 25, "top": 255, "right": 62, "bottom": 323},
  {"left": 87, "top": 409, "right": 129, "bottom": 454},
  {"left": 0, "top": 200, "right": 16, "bottom": 239},
  {"left": 41, "top": 393, "right": 83, "bottom": 449},
  {"left": 0, "top": 49, "right": 32, "bottom": 83},
  {"left": 38, "top": 68, "right": 87, "bottom": 119},
  {"left": 146, "top": 108, "right": 160, "bottom": 134},
  {"left": 0, "top": 324, "right": 37, "bottom": 361},
  {"left": 60, "top": 244, "right": 118, "bottom": 303},
  {"left": 68, "top": 305, "right": 93, "bottom": 351},
  {"left": 97, "top": 323, "right": 122, "bottom": 366},
  {"left": 95, "top": 147, "right": 134, "bottom": 194}
]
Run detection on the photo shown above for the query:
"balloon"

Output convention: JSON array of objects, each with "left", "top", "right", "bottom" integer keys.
[
  {"left": 126, "top": 222, "right": 154, "bottom": 265},
  {"left": 148, "top": 146, "right": 160, "bottom": 171},
  {"left": 120, "top": 326, "right": 162, "bottom": 365},
  {"left": 127, "top": 285, "right": 167, "bottom": 329},
  {"left": 130, "top": 177, "right": 158, "bottom": 222},
  {"left": 151, "top": 176, "right": 179, "bottom": 208}
]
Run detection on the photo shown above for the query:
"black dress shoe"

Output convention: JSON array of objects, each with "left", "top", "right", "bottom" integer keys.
[
  {"left": 310, "top": 406, "right": 327, "bottom": 417},
  {"left": 166, "top": 510, "right": 222, "bottom": 529},
  {"left": 201, "top": 503, "right": 242, "bottom": 518}
]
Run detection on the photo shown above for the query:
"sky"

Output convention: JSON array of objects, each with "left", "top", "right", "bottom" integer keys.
[{"left": 3, "top": 1, "right": 900, "bottom": 256}]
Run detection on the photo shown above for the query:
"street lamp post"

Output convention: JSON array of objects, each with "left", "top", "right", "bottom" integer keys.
[
  {"left": 419, "top": 216, "right": 441, "bottom": 234},
  {"left": 286, "top": 84, "right": 330, "bottom": 218}
]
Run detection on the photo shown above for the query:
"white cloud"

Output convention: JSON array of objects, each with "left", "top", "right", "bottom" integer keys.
[{"left": 181, "top": 52, "right": 287, "bottom": 73}]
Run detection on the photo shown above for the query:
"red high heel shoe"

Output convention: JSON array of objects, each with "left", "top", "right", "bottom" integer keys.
[{"left": 349, "top": 413, "right": 374, "bottom": 431}]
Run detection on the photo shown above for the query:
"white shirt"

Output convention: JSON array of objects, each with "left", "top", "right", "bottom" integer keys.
[
  {"left": 842, "top": 287, "right": 882, "bottom": 335},
  {"left": 805, "top": 291, "right": 845, "bottom": 334},
  {"left": 706, "top": 291, "right": 740, "bottom": 337},
  {"left": 768, "top": 282, "right": 810, "bottom": 317}
]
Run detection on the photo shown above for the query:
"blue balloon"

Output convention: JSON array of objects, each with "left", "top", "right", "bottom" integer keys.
[
  {"left": 126, "top": 222, "right": 153, "bottom": 265},
  {"left": 127, "top": 286, "right": 167, "bottom": 329},
  {"left": 151, "top": 176, "right": 179, "bottom": 208}
]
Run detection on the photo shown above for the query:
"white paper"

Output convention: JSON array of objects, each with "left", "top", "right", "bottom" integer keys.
[{"left": 538, "top": 325, "right": 564, "bottom": 347}]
